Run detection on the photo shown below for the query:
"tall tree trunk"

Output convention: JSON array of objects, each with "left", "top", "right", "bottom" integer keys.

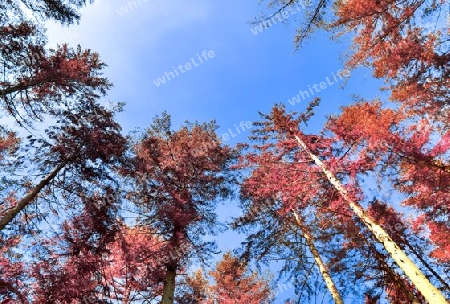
[
  {"left": 0, "top": 161, "right": 67, "bottom": 231},
  {"left": 161, "top": 266, "right": 177, "bottom": 304},
  {"left": 292, "top": 211, "right": 344, "bottom": 304},
  {"left": 161, "top": 228, "right": 182, "bottom": 304},
  {"left": 364, "top": 236, "right": 421, "bottom": 303},
  {"left": 400, "top": 237, "right": 450, "bottom": 292},
  {"left": 293, "top": 134, "right": 448, "bottom": 304}
]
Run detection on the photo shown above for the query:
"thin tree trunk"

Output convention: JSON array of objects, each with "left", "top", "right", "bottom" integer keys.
[
  {"left": 161, "top": 266, "right": 177, "bottom": 304},
  {"left": 292, "top": 211, "right": 344, "bottom": 304},
  {"left": 293, "top": 134, "right": 448, "bottom": 304},
  {"left": 161, "top": 228, "right": 182, "bottom": 304},
  {"left": 401, "top": 237, "right": 450, "bottom": 292},
  {"left": 364, "top": 236, "right": 421, "bottom": 303},
  {"left": 0, "top": 161, "right": 67, "bottom": 231}
]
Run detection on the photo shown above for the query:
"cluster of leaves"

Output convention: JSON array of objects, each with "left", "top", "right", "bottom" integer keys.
[{"left": 179, "top": 252, "right": 272, "bottom": 304}]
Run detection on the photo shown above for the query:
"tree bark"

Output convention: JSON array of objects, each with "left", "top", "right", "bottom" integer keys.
[
  {"left": 0, "top": 161, "right": 67, "bottom": 231},
  {"left": 161, "top": 266, "right": 176, "bottom": 304},
  {"left": 401, "top": 236, "right": 450, "bottom": 292},
  {"left": 293, "top": 134, "right": 448, "bottom": 304},
  {"left": 364, "top": 237, "right": 421, "bottom": 303},
  {"left": 161, "top": 227, "right": 182, "bottom": 304},
  {"left": 292, "top": 211, "right": 344, "bottom": 304}
]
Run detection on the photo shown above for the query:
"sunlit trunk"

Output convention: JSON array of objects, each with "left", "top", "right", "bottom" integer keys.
[
  {"left": 292, "top": 211, "right": 344, "bottom": 304},
  {"left": 294, "top": 134, "right": 448, "bottom": 304},
  {"left": 364, "top": 237, "right": 421, "bottom": 303},
  {"left": 401, "top": 237, "right": 450, "bottom": 293},
  {"left": 161, "top": 267, "right": 177, "bottom": 304}
]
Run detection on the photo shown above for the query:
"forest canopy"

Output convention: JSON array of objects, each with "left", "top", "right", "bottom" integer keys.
[{"left": 0, "top": 0, "right": 449, "bottom": 303}]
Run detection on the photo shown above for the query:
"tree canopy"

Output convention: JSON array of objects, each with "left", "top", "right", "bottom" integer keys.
[{"left": 0, "top": 0, "right": 449, "bottom": 303}]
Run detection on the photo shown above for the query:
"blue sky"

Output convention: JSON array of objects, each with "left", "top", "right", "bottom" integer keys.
[{"left": 44, "top": 1, "right": 384, "bottom": 302}]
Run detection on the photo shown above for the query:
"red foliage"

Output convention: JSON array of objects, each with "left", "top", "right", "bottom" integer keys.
[
  {"left": 0, "top": 237, "right": 28, "bottom": 303},
  {"left": 0, "top": 133, "right": 18, "bottom": 160},
  {"left": 334, "top": 0, "right": 449, "bottom": 119},
  {"left": 329, "top": 101, "right": 450, "bottom": 262},
  {"left": 32, "top": 193, "right": 120, "bottom": 303},
  {"left": 130, "top": 115, "right": 236, "bottom": 255},
  {"left": 31, "top": 194, "right": 166, "bottom": 303},
  {"left": 209, "top": 252, "right": 272, "bottom": 303},
  {"left": 124, "top": 114, "right": 238, "bottom": 301},
  {"left": 101, "top": 225, "right": 165, "bottom": 302},
  {"left": 182, "top": 253, "right": 272, "bottom": 304},
  {"left": 0, "top": 20, "right": 110, "bottom": 126}
]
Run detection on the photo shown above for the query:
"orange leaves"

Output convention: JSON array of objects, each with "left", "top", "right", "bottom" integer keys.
[
  {"left": 184, "top": 252, "right": 272, "bottom": 303},
  {"left": 333, "top": 0, "right": 449, "bottom": 121},
  {"left": 327, "top": 99, "right": 450, "bottom": 264},
  {"left": 428, "top": 222, "right": 450, "bottom": 261},
  {"left": 335, "top": 0, "right": 396, "bottom": 25},
  {"left": 29, "top": 44, "right": 110, "bottom": 100},
  {"left": 0, "top": 132, "right": 18, "bottom": 158},
  {"left": 328, "top": 101, "right": 403, "bottom": 154}
]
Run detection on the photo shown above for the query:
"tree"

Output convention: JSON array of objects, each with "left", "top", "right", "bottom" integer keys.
[
  {"left": 332, "top": 0, "right": 449, "bottom": 120},
  {"left": 33, "top": 215, "right": 166, "bottom": 303},
  {"left": 0, "top": 25, "right": 111, "bottom": 127},
  {"left": 209, "top": 252, "right": 272, "bottom": 303},
  {"left": 125, "top": 113, "right": 239, "bottom": 304},
  {"left": 178, "top": 269, "right": 210, "bottom": 303},
  {"left": 267, "top": 104, "right": 447, "bottom": 303},
  {"left": 0, "top": 0, "right": 124, "bottom": 234},
  {"left": 255, "top": 0, "right": 449, "bottom": 122},
  {"left": 181, "top": 252, "right": 272, "bottom": 304},
  {"left": 1, "top": 0, "right": 108, "bottom": 128},
  {"left": 291, "top": 211, "right": 343, "bottom": 304},
  {"left": 328, "top": 101, "right": 450, "bottom": 263},
  {"left": 231, "top": 98, "right": 448, "bottom": 301},
  {"left": 101, "top": 224, "right": 165, "bottom": 303},
  {"left": 0, "top": 101, "right": 126, "bottom": 233},
  {"left": 0, "top": 132, "right": 17, "bottom": 159},
  {"left": 250, "top": 1, "right": 450, "bottom": 297},
  {"left": 326, "top": 200, "right": 427, "bottom": 303},
  {"left": 234, "top": 131, "right": 345, "bottom": 303},
  {"left": 31, "top": 191, "right": 120, "bottom": 303},
  {"left": 0, "top": 2, "right": 128, "bottom": 301}
]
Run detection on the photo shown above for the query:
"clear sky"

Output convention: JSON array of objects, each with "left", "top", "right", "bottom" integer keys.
[{"left": 45, "top": 1, "right": 384, "bottom": 302}]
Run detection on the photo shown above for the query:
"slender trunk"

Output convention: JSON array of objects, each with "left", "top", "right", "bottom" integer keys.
[
  {"left": 292, "top": 211, "right": 344, "bottom": 304},
  {"left": 401, "top": 237, "right": 450, "bottom": 292},
  {"left": 161, "top": 266, "right": 176, "bottom": 304},
  {"left": 0, "top": 161, "right": 67, "bottom": 231},
  {"left": 161, "top": 227, "right": 182, "bottom": 304},
  {"left": 365, "top": 237, "right": 421, "bottom": 303},
  {"left": 293, "top": 134, "right": 448, "bottom": 304}
]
